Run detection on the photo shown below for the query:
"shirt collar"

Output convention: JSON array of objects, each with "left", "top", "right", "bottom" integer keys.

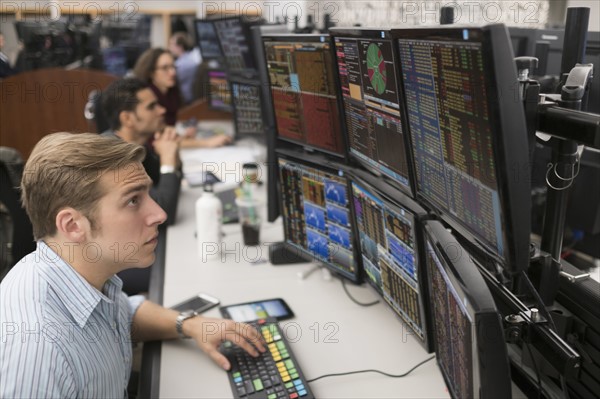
[{"left": 35, "top": 241, "right": 124, "bottom": 328}]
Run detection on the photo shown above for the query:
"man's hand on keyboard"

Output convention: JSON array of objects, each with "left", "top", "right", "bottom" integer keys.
[{"left": 183, "top": 316, "right": 267, "bottom": 370}]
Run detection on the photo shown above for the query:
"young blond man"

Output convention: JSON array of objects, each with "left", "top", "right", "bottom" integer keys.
[{"left": 0, "top": 133, "right": 264, "bottom": 397}]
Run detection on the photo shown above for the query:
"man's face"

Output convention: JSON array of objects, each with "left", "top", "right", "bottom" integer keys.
[
  {"left": 87, "top": 162, "right": 167, "bottom": 272},
  {"left": 130, "top": 88, "right": 165, "bottom": 140}
]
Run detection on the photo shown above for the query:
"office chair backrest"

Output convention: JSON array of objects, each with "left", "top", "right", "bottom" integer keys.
[
  {"left": 0, "top": 147, "right": 35, "bottom": 274},
  {"left": 84, "top": 89, "right": 110, "bottom": 133}
]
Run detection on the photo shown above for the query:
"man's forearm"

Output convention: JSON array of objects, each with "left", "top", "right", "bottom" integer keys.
[{"left": 131, "top": 300, "right": 180, "bottom": 342}]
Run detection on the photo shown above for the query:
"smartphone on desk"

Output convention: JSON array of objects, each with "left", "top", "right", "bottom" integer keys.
[
  {"left": 170, "top": 293, "right": 220, "bottom": 313},
  {"left": 219, "top": 298, "right": 294, "bottom": 323}
]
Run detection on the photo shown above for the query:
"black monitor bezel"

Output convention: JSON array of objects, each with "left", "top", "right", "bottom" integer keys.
[
  {"left": 348, "top": 168, "right": 433, "bottom": 352},
  {"left": 251, "top": 25, "right": 291, "bottom": 223},
  {"left": 391, "top": 25, "right": 531, "bottom": 275},
  {"left": 261, "top": 33, "right": 349, "bottom": 160},
  {"left": 228, "top": 76, "right": 266, "bottom": 139},
  {"left": 276, "top": 148, "right": 362, "bottom": 284},
  {"left": 424, "top": 220, "right": 511, "bottom": 399},
  {"left": 206, "top": 66, "right": 233, "bottom": 113},
  {"left": 193, "top": 18, "right": 224, "bottom": 61},
  {"left": 329, "top": 27, "right": 418, "bottom": 198}
]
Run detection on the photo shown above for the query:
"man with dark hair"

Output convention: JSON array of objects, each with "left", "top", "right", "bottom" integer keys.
[{"left": 101, "top": 78, "right": 181, "bottom": 226}]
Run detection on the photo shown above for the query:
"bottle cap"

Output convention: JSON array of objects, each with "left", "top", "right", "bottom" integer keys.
[
  {"left": 242, "top": 163, "right": 259, "bottom": 183},
  {"left": 203, "top": 182, "right": 214, "bottom": 193}
]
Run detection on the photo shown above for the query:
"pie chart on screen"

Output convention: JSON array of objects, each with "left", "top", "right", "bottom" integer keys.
[{"left": 367, "top": 43, "right": 387, "bottom": 95}]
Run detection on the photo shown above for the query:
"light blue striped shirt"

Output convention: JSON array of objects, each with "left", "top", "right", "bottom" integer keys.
[{"left": 0, "top": 241, "right": 145, "bottom": 398}]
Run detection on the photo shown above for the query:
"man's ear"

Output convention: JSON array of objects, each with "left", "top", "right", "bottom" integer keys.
[
  {"left": 119, "top": 110, "right": 133, "bottom": 128},
  {"left": 55, "top": 208, "right": 89, "bottom": 242}
]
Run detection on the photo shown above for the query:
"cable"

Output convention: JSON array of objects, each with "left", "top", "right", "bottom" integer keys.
[
  {"left": 525, "top": 343, "right": 542, "bottom": 399},
  {"left": 341, "top": 279, "right": 380, "bottom": 307},
  {"left": 519, "top": 273, "right": 572, "bottom": 399},
  {"left": 519, "top": 271, "right": 559, "bottom": 333},
  {"left": 307, "top": 355, "right": 435, "bottom": 383}
]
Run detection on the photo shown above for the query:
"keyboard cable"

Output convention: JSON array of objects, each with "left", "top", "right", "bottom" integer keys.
[
  {"left": 306, "top": 355, "right": 435, "bottom": 383},
  {"left": 341, "top": 279, "right": 380, "bottom": 307}
]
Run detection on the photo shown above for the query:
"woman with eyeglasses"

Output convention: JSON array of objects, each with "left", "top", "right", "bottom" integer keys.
[
  {"left": 134, "top": 48, "right": 181, "bottom": 126},
  {"left": 133, "top": 48, "right": 231, "bottom": 148}
]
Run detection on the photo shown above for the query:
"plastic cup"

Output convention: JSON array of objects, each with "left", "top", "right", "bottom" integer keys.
[{"left": 235, "top": 197, "right": 262, "bottom": 246}]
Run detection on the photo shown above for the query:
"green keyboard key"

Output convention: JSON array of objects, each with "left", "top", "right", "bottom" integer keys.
[
  {"left": 253, "top": 378, "right": 264, "bottom": 391},
  {"left": 285, "top": 359, "right": 295, "bottom": 370}
]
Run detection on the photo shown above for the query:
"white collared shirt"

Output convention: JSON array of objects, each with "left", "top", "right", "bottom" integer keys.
[{"left": 0, "top": 241, "right": 145, "bottom": 398}]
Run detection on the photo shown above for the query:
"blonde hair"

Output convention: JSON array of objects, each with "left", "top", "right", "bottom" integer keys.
[{"left": 21, "top": 132, "right": 146, "bottom": 239}]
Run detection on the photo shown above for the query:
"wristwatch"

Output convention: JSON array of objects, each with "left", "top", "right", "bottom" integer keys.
[
  {"left": 176, "top": 310, "right": 196, "bottom": 339},
  {"left": 160, "top": 165, "right": 176, "bottom": 174}
]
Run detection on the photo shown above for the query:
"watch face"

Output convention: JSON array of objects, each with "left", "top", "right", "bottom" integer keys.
[{"left": 181, "top": 310, "right": 196, "bottom": 317}]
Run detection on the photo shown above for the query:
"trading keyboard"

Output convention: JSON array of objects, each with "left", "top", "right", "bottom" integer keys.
[{"left": 221, "top": 319, "right": 314, "bottom": 399}]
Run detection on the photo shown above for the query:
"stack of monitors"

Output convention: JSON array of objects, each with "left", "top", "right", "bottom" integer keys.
[
  {"left": 423, "top": 220, "right": 511, "bottom": 399},
  {"left": 349, "top": 169, "right": 432, "bottom": 351},
  {"left": 325, "top": 25, "right": 526, "bottom": 398},
  {"left": 331, "top": 30, "right": 414, "bottom": 195},
  {"left": 277, "top": 150, "right": 360, "bottom": 283},
  {"left": 262, "top": 34, "right": 345, "bottom": 157},
  {"left": 392, "top": 26, "right": 530, "bottom": 274},
  {"left": 230, "top": 79, "right": 265, "bottom": 137},
  {"left": 213, "top": 16, "right": 261, "bottom": 76},
  {"left": 207, "top": 68, "right": 232, "bottom": 112},
  {"left": 194, "top": 19, "right": 223, "bottom": 60}
]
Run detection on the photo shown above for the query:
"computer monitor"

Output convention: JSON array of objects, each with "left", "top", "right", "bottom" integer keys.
[
  {"left": 194, "top": 19, "right": 223, "bottom": 60},
  {"left": 349, "top": 168, "right": 432, "bottom": 351},
  {"left": 330, "top": 28, "right": 415, "bottom": 196},
  {"left": 582, "top": 31, "right": 600, "bottom": 114},
  {"left": 250, "top": 25, "right": 290, "bottom": 133},
  {"left": 277, "top": 150, "right": 360, "bottom": 283},
  {"left": 102, "top": 47, "right": 128, "bottom": 77},
  {"left": 262, "top": 34, "right": 346, "bottom": 158},
  {"left": 207, "top": 68, "right": 232, "bottom": 112},
  {"left": 423, "top": 220, "right": 511, "bottom": 399},
  {"left": 393, "top": 25, "right": 531, "bottom": 275},
  {"left": 212, "top": 16, "right": 264, "bottom": 76},
  {"left": 230, "top": 78, "right": 265, "bottom": 138}
]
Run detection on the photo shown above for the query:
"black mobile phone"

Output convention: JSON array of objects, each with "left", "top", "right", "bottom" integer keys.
[
  {"left": 170, "top": 293, "right": 220, "bottom": 313},
  {"left": 219, "top": 298, "right": 294, "bottom": 322}
]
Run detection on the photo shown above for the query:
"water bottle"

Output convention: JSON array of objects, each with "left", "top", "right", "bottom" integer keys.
[{"left": 195, "top": 183, "right": 222, "bottom": 259}]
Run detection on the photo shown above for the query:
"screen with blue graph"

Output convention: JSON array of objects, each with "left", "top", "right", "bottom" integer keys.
[
  {"left": 351, "top": 177, "right": 429, "bottom": 348},
  {"left": 278, "top": 154, "right": 359, "bottom": 282}
]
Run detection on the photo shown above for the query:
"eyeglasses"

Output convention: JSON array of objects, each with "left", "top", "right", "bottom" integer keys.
[{"left": 155, "top": 64, "right": 176, "bottom": 72}]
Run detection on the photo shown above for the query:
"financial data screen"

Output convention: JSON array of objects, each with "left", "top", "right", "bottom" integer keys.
[
  {"left": 279, "top": 158, "right": 357, "bottom": 278},
  {"left": 231, "top": 82, "right": 264, "bottom": 135},
  {"left": 351, "top": 180, "right": 425, "bottom": 341},
  {"left": 334, "top": 35, "right": 412, "bottom": 193},
  {"left": 398, "top": 36, "right": 504, "bottom": 258},
  {"left": 264, "top": 38, "right": 344, "bottom": 155}
]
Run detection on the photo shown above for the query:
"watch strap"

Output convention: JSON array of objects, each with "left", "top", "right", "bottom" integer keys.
[{"left": 176, "top": 311, "right": 196, "bottom": 339}]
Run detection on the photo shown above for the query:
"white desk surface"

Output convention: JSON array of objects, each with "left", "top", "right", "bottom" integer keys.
[{"left": 158, "top": 178, "right": 450, "bottom": 398}]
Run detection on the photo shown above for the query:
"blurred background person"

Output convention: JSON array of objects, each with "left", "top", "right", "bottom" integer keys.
[
  {"left": 0, "top": 31, "right": 18, "bottom": 78},
  {"left": 168, "top": 31, "right": 202, "bottom": 105}
]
